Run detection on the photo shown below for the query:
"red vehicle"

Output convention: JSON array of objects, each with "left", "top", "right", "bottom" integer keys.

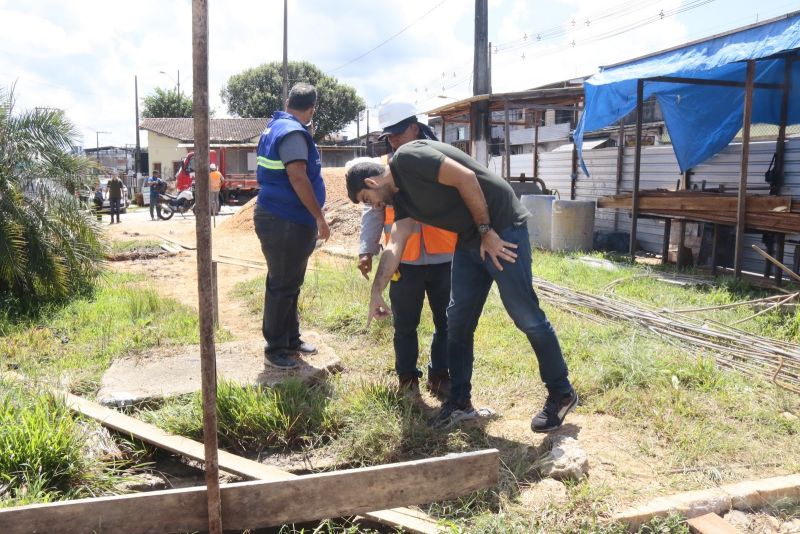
[{"left": 175, "top": 147, "right": 259, "bottom": 202}]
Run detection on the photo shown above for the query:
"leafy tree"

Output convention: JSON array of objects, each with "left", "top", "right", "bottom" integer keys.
[
  {"left": 221, "top": 61, "right": 365, "bottom": 142},
  {"left": 141, "top": 87, "right": 193, "bottom": 118},
  {"left": 0, "top": 86, "right": 105, "bottom": 310}
]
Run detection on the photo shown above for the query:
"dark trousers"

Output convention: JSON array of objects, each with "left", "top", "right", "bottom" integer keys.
[
  {"left": 109, "top": 198, "right": 121, "bottom": 222},
  {"left": 447, "top": 224, "right": 571, "bottom": 404},
  {"left": 149, "top": 191, "right": 158, "bottom": 219},
  {"left": 253, "top": 205, "right": 317, "bottom": 354},
  {"left": 390, "top": 261, "right": 451, "bottom": 377}
]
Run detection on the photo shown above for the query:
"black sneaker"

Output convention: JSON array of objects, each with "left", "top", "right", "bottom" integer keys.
[
  {"left": 428, "top": 400, "right": 478, "bottom": 429},
  {"left": 531, "top": 389, "right": 578, "bottom": 433},
  {"left": 289, "top": 340, "right": 317, "bottom": 355},
  {"left": 264, "top": 351, "right": 298, "bottom": 370}
]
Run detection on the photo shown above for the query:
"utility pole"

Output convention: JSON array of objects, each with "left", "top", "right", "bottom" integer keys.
[
  {"left": 95, "top": 130, "right": 110, "bottom": 165},
  {"left": 470, "top": 0, "right": 490, "bottom": 166},
  {"left": 177, "top": 69, "right": 181, "bottom": 99},
  {"left": 282, "top": 0, "right": 288, "bottom": 103},
  {"left": 135, "top": 76, "right": 141, "bottom": 179},
  {"left": 191, "top": 0, "right": 222, "bottom": 532},
  {"left": 366, "top": 108, "right": 371, "bottom": 156}
]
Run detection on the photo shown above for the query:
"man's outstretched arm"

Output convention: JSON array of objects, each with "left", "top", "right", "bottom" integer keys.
[{"left": 367, "top": 217, "right": 414, "bottom": 324}]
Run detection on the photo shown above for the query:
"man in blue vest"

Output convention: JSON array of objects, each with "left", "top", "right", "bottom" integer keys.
[{"left": 255, "top": 83, "right": 329, "bottom": 370}]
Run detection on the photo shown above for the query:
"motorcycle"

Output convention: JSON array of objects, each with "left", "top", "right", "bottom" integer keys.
[{"left": 156, "top": 183, "right": 196, "bottom": 221}]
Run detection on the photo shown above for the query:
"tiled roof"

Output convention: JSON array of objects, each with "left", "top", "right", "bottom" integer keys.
[{"left": 139, "top": 118, "right": 268, "bottom": 142}]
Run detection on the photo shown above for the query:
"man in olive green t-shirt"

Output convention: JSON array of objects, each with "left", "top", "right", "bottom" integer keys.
[
  {"left": 346, "top": 140, "right": 577, "bottom": 433},
  {"left": 107, "top": 174, "right": 124, "bottom": 224}
]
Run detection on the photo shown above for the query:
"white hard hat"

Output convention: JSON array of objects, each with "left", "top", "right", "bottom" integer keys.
[
  {"left": 378, "top": 96, "right": 418, "bottom": 131},
  {"left": 209, "top": 163, "right": 217, "bottom": 171}
]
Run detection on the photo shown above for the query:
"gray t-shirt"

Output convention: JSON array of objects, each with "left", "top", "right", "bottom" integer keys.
[
  {"left": 277, "top": 131, "right": 309, "bottom": 165},
  {"left": 389, "top": 140, "right": 528, "bottom": 249}
]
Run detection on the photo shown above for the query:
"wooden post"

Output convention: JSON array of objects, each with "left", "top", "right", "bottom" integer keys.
[
  {"left": 470, "top": 0, "right": 490, "bottom": 166},
  {"left": 711, "top": 224, "right": 719, "bottom": 275},
  {"left": 678, "top": 169, "right": 690, "bottom": 268},
  {"left": 734, "top": 60, "right": 756, "bottom": 278},
  {"left": 661, "top": 219, "right": 671, "bottom": 265},
  {"left": 614, "top": 121, "right": 625, "bottom": 232},
  {"left": 503, "top": 99, "right": 511, "bottom": 180},
  {"left": 533, "top": 110, "right": 540, "bottom": 180},
  {"left": 191, "top": 1, "right": 222, "bottom": 532},
  {"left": 630, "top": 79, "right": 644, "bottom": 260}
]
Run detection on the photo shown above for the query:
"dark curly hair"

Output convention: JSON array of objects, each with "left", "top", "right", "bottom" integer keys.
[{"left": 345, "top": 161, "right": 386, "bottom": 203}]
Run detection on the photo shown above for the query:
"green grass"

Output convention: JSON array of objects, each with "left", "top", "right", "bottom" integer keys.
[
  {"left": 141, "top": 377, "right": 335, "bottom": 452},
  {"left": 228, "top": 251, "right": 800, "bottom": 532},
  {"left": 0, "top": 272, "right": 206, "bottom": 395},
  {"left": 0, "top": 380, "right": 124, "bottom": 507},
  {"left": 110, "top": 239, "right": 163, "bottom": 254}
]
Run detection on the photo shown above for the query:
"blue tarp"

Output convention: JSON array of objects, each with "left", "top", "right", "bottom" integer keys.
[{"left": 574, "top": 11, "right": 800, "bottom": 175}]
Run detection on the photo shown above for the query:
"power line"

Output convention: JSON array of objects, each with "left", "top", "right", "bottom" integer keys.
[{"left": 328, "top": 0, "right": 449, "bottom": 74}]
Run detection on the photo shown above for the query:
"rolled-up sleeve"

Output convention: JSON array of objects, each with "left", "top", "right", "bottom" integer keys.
[{"left": 359, "top": 205, "right": 384, "bottom": 256}]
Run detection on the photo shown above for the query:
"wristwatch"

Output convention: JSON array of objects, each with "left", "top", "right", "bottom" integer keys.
[{"left": 477, "top": 223, "right": 492, "bottom": 236}]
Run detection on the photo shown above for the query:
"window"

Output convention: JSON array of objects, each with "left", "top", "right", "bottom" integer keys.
[{"left": 555, "top": 109, "right": 575, "bottom": 125}]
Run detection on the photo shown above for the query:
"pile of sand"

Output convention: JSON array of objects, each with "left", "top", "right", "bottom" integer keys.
[{"left": 215, "top": 168, "right": 362, "bottom": 245}]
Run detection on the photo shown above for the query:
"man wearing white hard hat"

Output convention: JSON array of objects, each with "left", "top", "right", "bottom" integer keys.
[{"left": 357, "top": 97, "right": 456, "bottom": 400}]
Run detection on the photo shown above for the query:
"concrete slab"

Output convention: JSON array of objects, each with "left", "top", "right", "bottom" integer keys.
[{"left": 98, "top": 331, "right": 341, "bottom": 406}]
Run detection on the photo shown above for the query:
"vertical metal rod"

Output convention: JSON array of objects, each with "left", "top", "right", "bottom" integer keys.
[
  {"left": 734, "top": 60, "right": 756, "bottom": 278},
  {"left": 533, "top": 110, "right": 540, "bottom": 180},
  {"left": 503, "top": 100, "right": 510, "bottom": 180},
  {"left": 570, "top": 103, "right": 579, "bottom": 200},
  {"left": 630, "top": 79, "right": 644, "bottom": 260},
  {"left": 774, "top": 55, "right": 792, "bottom": 191},
  {"left": 776, "top": 233, "right": 786, "bottom": 286},
  {"left": 191, "top": 1, "right": 222, "bottom": 532},
  {"left": 212, "top": 260, "right": 219, "bottom": 327}
]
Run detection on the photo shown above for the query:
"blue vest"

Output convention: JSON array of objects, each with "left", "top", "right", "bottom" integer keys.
[{"left": 256, "top": 111, "right": 326, "bottom": 227}]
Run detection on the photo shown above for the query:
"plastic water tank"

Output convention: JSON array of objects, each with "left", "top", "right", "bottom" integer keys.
[
  {"left": 521, "top": 194, "right": 555, "bottom": 250},
  {"left": 551, "top": 200, "right": 596, "bottom": 252}
]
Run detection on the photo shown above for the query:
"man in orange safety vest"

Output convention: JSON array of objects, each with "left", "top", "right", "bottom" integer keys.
[{"left": 357, "top": 97, "right": 456, "bottom": 399}]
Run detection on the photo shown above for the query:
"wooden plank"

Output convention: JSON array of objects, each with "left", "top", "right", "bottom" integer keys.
[
  {"left": 687, "top": 512, "right": 742, "bottom": 534},
  {"left": 156, "top": 234, "right": 196, "bottom": 250},
  {"left": 63, "top": 392, "right": 444, "bottom": 533},
  {"left": 598, "top": 194, "right": 791, "bottom": 212},
  {"left": 0, "top": 450, "right": 499, "bottom": 534},
  {"left": 213, "top": 257, "right": 267, "bottom": 270}
]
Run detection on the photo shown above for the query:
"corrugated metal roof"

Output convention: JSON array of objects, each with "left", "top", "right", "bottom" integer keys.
[{"left": 139, "top": 118, "right": 268, "bottom": 142}]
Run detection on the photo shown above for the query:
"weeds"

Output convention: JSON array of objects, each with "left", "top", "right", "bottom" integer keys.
[
  {"left": 0, "top": 380, "right": 122, "bottom": 507},
  {"left": 142, "top": 378, "right": 334, "bottom": 452}
]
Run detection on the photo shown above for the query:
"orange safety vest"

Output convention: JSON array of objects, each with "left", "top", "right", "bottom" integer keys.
[
  {"left": 383, "top": 206, "right": 457, "bottom": 264},
  {"left": 209, "top": 170, "right": 224, "bottom": 192}
]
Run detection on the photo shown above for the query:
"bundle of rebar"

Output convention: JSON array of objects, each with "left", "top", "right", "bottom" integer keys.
[{"left": 533, "top": 277, "right": 800, "bottom": 394}]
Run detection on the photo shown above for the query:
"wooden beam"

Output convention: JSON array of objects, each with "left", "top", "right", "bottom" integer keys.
[
  {"left": 687, "top": 512, "right": 742, "bottom": 534},
  {"left": 0, "top": 450, "right": 499, "bottom": 534},
  {"left": 734, "top": 60, "right": 756, "bottom": 278},
  {"left": 62, "top": 392, "right": 445, "bottom": 533},
  {"left": 630, "top": 79, "right": 645, "bottom": 259},
  {"left": 597, "top": 194, "right": 792, "bottom": 213}
]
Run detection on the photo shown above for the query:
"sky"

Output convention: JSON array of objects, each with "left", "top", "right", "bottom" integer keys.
[{"left": 2, "top": 0, "right": 799, "bottom": 149}]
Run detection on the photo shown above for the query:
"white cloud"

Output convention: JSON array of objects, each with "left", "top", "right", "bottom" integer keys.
[{"left": 0, "top": 0, "right": 792, "bottom": 148}]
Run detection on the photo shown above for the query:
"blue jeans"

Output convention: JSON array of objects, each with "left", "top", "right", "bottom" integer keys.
[
  {"left": 390, "top": 262, "right": 451, "bottom": 378},
  {"left": 253, "top": 206, "right": 317, "bottom": 354},
  {"left": 446, "top": 223, "right": 571, "bottom": 404},
  {"left": 109, "top": 198, "right": 121, "bottom": 222}
]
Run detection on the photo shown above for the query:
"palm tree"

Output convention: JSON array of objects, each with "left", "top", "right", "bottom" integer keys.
[{"left": 0, "top": 85, "right": 106, "bottom": 310}]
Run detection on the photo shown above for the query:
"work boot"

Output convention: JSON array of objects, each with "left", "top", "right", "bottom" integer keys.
[
  {"left": 398, "top": 373, "right": 422, "bottom": 402},
  {"left": 531, "top": 388, "right": 578, "bottom": 433},
  {"left": 426, "top": 370, "right": 450, "bottom": 400}
]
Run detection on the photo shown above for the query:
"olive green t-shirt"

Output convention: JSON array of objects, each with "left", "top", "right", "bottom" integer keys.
[{"left": 389, "top": 140, "right": 528, "bottom": 249}]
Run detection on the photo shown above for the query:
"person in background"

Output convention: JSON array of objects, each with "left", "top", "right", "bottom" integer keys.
[
  {"left": 145, "top": 169, "right": 163, "bottom": 220},
  {"left": 209, "top": 163, "right": 224, "bottom": 216},
  {"left": 357, "top": 97, "right": 455, "bottom": 400},
  {"left": 107, "top": 173, "right": 124, "bottom": 224},
  {"left": 92, "top": 182, "right": 103, "bottom": 221},
  {"left": 254, "top": 82, "right": 329, "bottom": 370}
]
